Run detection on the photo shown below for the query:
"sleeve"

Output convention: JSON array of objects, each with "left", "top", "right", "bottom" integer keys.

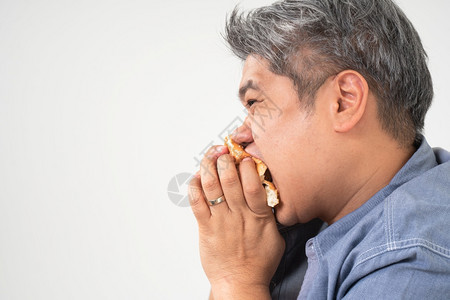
[{"left": 341, "top": 247, "right": 450, "bottom": 300}]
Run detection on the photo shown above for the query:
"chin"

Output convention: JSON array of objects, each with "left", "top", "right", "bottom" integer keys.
[
  {"left": 274, "top": 196, "right": 316, "bottom": 226},
  {"left": 274, "top": 202, "right": 298, "bottom": 226}
]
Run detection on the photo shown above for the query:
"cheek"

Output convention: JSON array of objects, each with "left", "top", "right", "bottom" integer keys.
[
  {"left": 255, "top": 113, "right": 309, "bottom": 185},
  {"left": 251, "top": 100, "right": 309, "bottom": 170},
  {"left": 256, "top": 122, "right": 297, "bottom": 183}
]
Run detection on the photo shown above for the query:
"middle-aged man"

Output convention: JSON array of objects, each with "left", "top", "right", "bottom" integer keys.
[{"left": 188, "top": 0, "right": 450, "bottom": 299}]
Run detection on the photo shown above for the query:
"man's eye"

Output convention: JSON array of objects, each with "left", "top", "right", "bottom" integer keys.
[{"left": 246, "top": 99, "right": 258, "bottom": 108}]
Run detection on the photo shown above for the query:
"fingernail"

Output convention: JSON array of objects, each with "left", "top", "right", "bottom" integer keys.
[
  {"left": 242, "top": 157, "right": 252, "bottom": 162},
  {"left": 216, "top": 145, "right": 227, "bottom": 153}
]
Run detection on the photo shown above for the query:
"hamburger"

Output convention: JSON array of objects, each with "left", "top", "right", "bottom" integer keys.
[{"left": 224, "top": 135, "right": 279, "bottom": 207}]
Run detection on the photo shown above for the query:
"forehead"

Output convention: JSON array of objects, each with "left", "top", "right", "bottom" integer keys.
[
  {"left": 240, "top": 56, "right": 273, "bottom": 86},
  {"left": 240, "top": 56, "right": 299, "bottom": 99}
]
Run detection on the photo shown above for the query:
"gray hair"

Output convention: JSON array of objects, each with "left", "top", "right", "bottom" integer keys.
[{"left": 224, "top": 0, "right": 433, "bottom": 146}]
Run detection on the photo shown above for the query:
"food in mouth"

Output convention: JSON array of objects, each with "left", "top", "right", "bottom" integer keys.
[{"left": 224, "top": 135, "right": 279, "bottom": 207}]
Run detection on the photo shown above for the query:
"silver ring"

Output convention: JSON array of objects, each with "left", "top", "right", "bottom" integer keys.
[{"left": 208, "top": 195, "right": 226, "bottom": 206}]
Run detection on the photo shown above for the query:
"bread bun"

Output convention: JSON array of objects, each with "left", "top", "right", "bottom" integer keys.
[{"left": 224, "top": 135, "right": 279, "bottom": 207}]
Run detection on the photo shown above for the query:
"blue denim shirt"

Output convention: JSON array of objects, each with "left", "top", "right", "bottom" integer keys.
[
  {"left": 271, "top": 138, "right": 450, "bottom": 299},
  {"left": 270, "top": 219, "right": 325, "bottom": 299}
]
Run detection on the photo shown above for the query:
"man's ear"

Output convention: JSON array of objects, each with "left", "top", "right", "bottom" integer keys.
[{"left": 331, "top": 70, "right": 369, "bottom": 133}]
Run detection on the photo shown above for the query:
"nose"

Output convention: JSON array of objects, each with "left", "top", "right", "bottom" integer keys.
[{"left": 232, "top": 117, "right": 253, "bottom": 146}]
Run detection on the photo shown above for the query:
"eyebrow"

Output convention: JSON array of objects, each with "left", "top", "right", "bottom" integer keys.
[{"left": 238, "top": 80, "right": 261, "bottom": 102}]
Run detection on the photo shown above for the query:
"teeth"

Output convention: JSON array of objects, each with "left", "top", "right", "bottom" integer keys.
[{"left": 224, "top": 135, "right": 279, "bottom": 207}]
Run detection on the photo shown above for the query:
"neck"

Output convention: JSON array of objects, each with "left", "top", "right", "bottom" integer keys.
[{"left": 323, "top": 136, "right": 415, "bottom": 225}]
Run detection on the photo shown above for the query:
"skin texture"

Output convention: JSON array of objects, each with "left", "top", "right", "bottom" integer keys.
[{"left": 189, "top": 55, "right": 415, "bottom": 299}]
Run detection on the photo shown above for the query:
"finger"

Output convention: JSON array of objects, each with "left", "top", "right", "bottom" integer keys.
[
  {"left": 188, "top": 174, "right": 211, "bottom": 223},
  {"left": 239, "top": 157, "right": 272, "bottom": 216},
  {"left": 216, "top": 154, "right": 247, "bottom": 211},
  {"left": 200, "top": 146, "right": 229, "bottom": 214}
]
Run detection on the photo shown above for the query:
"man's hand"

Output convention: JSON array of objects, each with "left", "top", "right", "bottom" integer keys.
[{"left": 189, "top": 145, "right": 285, "bottom": 299}]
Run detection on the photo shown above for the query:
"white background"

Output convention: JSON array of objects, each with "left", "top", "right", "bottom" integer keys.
[{"left": 0, "top": 0, "right": 448, "bottom": 299}]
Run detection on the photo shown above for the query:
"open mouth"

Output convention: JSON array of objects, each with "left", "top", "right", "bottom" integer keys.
[
  {"left": 264, "top": 168, "right": 273, "bottom": 183},
  {"left": 224, "top": 135, "right": 279, "bottom": 207}
]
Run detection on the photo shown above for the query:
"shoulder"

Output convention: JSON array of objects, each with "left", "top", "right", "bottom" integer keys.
[
  {"left": 339, "top": 168, "right": 450, "bottom": 298},
  {"left": 332, "top": 144, "right": 450, "bottom": 298},
  {"left": 385, "top": 158, "right": 450, "bottom": 257},
  {"left": 350, "top": 159, "right": 450, "bottom": 277}
]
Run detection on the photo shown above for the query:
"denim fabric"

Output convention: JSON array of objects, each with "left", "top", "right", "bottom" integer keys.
[{"left": 297, "top": 138, "right": 450, "bottom": 299}]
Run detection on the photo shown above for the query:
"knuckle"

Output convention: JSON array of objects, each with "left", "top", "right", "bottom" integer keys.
[
  {"left": 206, "top": 147, "right": 217, "bottom": 157},
  {"left": 220, "top": 173, "right": 239, "bottom": 187},
  {"left": 244, "top": 182, "right": 263, "bottom": 197},
  {"left": 217, "top": 154, "right": 234, "bottom": 171},
  {"left": 202, "top": 177, "right": 219, "bottom": 192},
  {"left": 217, "top": 153, "right": 232, "bottom": 164},
  {"left": 188, "top": 181, "right": 202, "bottom": 203},
  {"left": 188, "top": 184, "right": 199, "bottom": 201},
  {"left": 200, "top": 155, "right": 214, "bottom": 169},
  {"left": 206, "top": 145, "right": 224, "bottom": 158}
]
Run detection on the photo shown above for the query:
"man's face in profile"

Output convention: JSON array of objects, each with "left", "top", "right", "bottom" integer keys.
[{"left": 239, "top": 55, "right": 338, "bottom": 225}]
